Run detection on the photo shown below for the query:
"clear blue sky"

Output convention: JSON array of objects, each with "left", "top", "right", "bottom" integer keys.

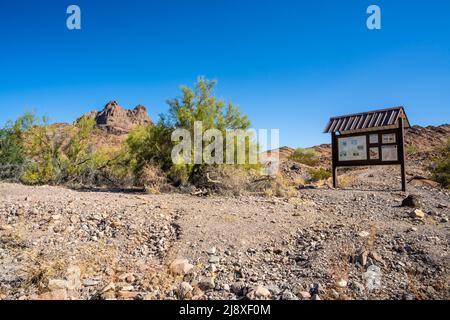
[{"left": 1, "top": 0, "right": 449, "bottom": 147}]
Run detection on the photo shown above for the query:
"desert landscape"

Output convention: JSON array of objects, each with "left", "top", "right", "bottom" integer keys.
[{"left": 1, "top": 102, "right": 448, "bottom": 301}]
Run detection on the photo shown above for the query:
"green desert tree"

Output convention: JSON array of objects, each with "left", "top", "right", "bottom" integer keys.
[
  {"left": 126, "top": 77, "right": 255, "bottom": 185},
  {"left": 0, "top": 112, "right": 37, "bottom": 166}
]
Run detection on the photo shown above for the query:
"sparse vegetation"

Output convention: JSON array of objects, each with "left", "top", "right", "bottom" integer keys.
[
  {"left": 308, "top": 167, "right": 332, "bottom": 182},
  {"left": 430, "top": 139, "right": 450, "bottom": 188},
  {"left": 406, "top": 145, "right": 418, "bottom": 156},
  {"left": 289, "top": 148, "right": 319, "bottom": 166},
  {"left": 0, "top": 78, "right": 265, "bottom": 195}
]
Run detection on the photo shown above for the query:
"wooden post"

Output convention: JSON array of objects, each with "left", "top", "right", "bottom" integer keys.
[
  {"left": 398, "top": 117, "right": 407, "bottom": 192},
  {"left": 333, "top": 166, "right": 338, "bottom": 189},
  {"left": 331, "top": 132, "right": 338, "bottom": 188}
]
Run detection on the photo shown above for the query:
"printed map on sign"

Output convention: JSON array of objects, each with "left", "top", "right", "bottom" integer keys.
[{"left": 338, "top": 136, "right": 367, "bottom": 161}]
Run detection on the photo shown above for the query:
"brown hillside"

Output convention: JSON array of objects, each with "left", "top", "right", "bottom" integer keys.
[{"left": 265, "top": 124, "right": 450, "bottom": 169}]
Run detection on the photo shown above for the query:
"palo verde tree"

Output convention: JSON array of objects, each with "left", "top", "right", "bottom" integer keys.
[
  {"left": 126, "top": 77, "right": 254, "bottom": 185},
  {"left": 0, "top": 112, "right": 39, "bottom": 180}
]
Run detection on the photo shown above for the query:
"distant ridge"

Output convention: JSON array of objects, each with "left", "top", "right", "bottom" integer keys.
[{"left": 263, "top": 124, "right": 450, "bottom": 166}]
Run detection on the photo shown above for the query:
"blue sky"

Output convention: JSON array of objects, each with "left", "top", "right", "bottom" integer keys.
[{"left": 0, "top": 0, "right": 449, "bottom": 147}]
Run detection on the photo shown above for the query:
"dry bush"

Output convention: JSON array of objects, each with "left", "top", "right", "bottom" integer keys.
[
  {"left": 248, "top": 173, "right": 297, "bottom": 198},
  {"left": 140, "top": 164, "right": 171, "bottom": 194},
  {"left": 189, "top": 165, "right": 256, "bottom": 196},
  {"left": 337, "top": 173, "right": 355, "bottom": 188}
]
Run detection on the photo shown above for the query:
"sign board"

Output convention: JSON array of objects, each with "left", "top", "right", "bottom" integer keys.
[
  {"left": 333, "top": 129, "right": 402, "bottom": 167},
  {"left": 324, "top": 107, "right": 410, "bottom": 191}
]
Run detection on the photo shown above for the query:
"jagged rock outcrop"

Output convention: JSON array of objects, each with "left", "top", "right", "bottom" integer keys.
[{"left": 81, "top": 101, "right": 153, "bottom": 134}]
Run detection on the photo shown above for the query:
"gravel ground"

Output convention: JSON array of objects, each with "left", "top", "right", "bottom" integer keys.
[{"left": 0, "top": 166, "right": 449, "bottom": 300}]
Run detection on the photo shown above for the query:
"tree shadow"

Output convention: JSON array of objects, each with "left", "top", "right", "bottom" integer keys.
[
  {"left": 336, "top": 187, "right": 404, "bottom": 193},
  {"left": 70, "top": 186, "right": 147, "bottom": 194}
]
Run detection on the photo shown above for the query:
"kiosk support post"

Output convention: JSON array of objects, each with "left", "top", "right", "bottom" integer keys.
[{"left": 398, "top": 117, "right": 407, "bottom": 192}]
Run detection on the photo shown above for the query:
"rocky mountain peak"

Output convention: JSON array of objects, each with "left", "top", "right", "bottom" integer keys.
[{"left": 81, "top": 101, "right": 153, "bottom": 134}]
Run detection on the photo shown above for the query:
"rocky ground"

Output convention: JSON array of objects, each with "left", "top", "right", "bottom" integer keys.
[{"left": 0, "top": 166, "right": 449, "bottom": 300}]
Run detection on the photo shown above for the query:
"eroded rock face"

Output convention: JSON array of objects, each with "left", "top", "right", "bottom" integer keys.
[{"left": 82, "top": 101, "right": 153, "bottom": 134}]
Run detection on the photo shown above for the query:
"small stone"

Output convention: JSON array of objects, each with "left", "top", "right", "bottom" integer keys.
[
  {"left": 199, "top": 277, "right": 215, "bottom": 290},
  {"left": 299, "top": 291, "right": 311, "bottom": 299},
  {"left": 310, "top": 283, "right": 325, "bottom": 295},
  {"left": 253, "top": 285, "right": 271, "bottom": 298},
  {"left": 410, "top": 209, "right": 425, "bottom": 219},
  {"left": 208, "top": 256, "right": 220, "bottom": 264},
  {"left": 169, "top": 258, "right": 194, "bottom": 276},
  {"left": 48, "top": 279, "right": 68, "bottom": 290},
  {"left": 312, "top": 294, "right": 321, "bottom": 300},
  {"left": 336, "top": 279, "right": 347, "bottom": 288},
  {"left": 356, "top": 250, "right": 369, "bottom": 267},
  {"left": 178, "top": 282, "right": 193, "bottom": 298},
  {"left": 223, "top": 284, "right": 230, "bottom": 291},
  {"left": 207, "top": 247, "right": 217, "bottom": 255},
  {"left": 266, "top": 284, "right": 281, "bottom": 295},
  {"left": 102, "top": 282, "right": 115, "bottom": 293},
  {"left": 273, "top": 248, "right": 283, "bottom": 255},
  {"left": 281, "top": 290, "right": 299, "bottom": 300},
  {"left": 330, "top": 289, "right": 340, "bottom": 299},
  {"left": 120, "top": 285, "right": 134, "bottom": 291},
  {"left": 83, "top": 279, "right": 100, "bottom": 287},
  {"left": 358, "top": 231, "right": 370, "bottom": 238},
  {"left": 369, "top": 251, "right": 385, "bottom": 266},
  {"left": 401, "top": 195, "right": 421, "bottom": 208},
  {"left": 208, "top": 264, "right": 217, "bottom": 272}
]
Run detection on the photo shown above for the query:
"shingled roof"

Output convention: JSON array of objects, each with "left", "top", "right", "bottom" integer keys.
[{"left": 324, "top": 107, "right": 410, "bottom": 134}]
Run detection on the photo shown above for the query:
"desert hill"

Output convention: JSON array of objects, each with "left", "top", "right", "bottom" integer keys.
[{"left": 266, "top": 124, "right": 450, "bottom": 168}]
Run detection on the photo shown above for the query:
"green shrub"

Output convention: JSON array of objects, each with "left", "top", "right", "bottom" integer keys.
[
  {"left": 430, "top": 139, "right": 450, "bottom": 188},
  {"left": 308, "top": 167, "right": 332, "bottom": 182},
  {"left": 20, "top": 115, "right": 113, "bottom": 185},
  {"left": 127, "top": 77, "right": 256, "bottom": 186},
  {"left": 0, "top": 112, "right": 38, "bottom": 167},
  {"left": 406, "top": 145, "right": 418, "bottom": 155},
  {"left": 289, "top": 148, "right": 319, "bottom": 166}
]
